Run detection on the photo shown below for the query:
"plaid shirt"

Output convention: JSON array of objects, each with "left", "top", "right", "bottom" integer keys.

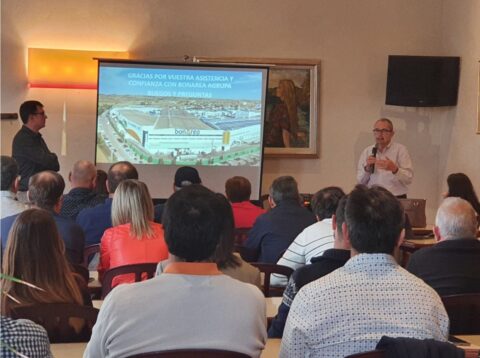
[{"left": 0, "top": 316, "right": 52, "bottom": 358}]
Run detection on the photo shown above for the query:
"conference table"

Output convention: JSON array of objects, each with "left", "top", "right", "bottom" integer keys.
[
  {"left": 50, "top": 336, "right": 480, "bottom": 357},
  {"left": 399, "top": 227, "right": 436, "bottom": 266}
]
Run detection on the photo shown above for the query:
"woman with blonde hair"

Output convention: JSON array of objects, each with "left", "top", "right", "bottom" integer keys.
[
  {"left": 98, "top": 179, "right": 168, "bottom": 286},
  {"left": 1, "top": 208, "right": 90, "bottom": 315}
]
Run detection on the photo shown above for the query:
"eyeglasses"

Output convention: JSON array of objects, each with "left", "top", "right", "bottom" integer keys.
[{"left": 373, "top": 129, "right": 392, "bottom": 134}]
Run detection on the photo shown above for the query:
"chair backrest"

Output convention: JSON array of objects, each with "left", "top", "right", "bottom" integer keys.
[
  {"left": 70, "top": 263, "right": 90, "bottom": 283},
  {"left": 10, "top": 303, "right": 99, "bottom": 343},
  {"left": 250, "top": 263, "right": 294, "bottom": 297},
  {"left": 83, "top": 244, "right": 100, "bottom": 267},
  {"left": 127, "top": 349, "right": 250, "bottom": 358},
  {"left": 441, "top": 293, "right": 480, "bottom": 334},
  {"left": 233, "top": 244, "right": 258, "bottom": 263},
  {"left": 233, "top": 227, "right": 251, "bottom": 245},
  {"left": 345, "top": 350, "right": 385, "bottom": 358},
  {"left": 101, "top": 263, "right": 158, "bottom": 299}
]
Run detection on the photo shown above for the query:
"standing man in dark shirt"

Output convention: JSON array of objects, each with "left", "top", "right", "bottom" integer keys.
[{"left": 12, "top": 100, "right": 59, "bottom": 203}]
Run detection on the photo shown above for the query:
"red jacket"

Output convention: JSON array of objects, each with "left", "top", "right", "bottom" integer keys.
[
  {"left": 231, "top": 201, "right": 266, "bottom": 229},
  {"left": 98, "top": 222, "right": 168, "bottom": 286}
]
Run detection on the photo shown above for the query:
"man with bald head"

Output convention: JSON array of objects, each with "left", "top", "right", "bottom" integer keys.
[
  {"left": 357, "top": 118, "right": 413, "bottom": 198},
  {"left": 1, "top": 171, "right": 85, "bottom": 264},
  {"left": 60, "top": 160, "right": 105, "bottom": 220},
  {"left": 76, "top": 161, "right": 138, "bottom": 247},
  {"left": 407, "top": 197, "right": 480, "bottom": 295}
]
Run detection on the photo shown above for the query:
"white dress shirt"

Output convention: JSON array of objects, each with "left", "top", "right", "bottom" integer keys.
[
  {"left": 271, "top": 219, "right": 334, "bottom": 287},
  {"left": 280, "top": 254, "right": 449, "bottom": 358},
  {"left": 357, "top": 142, "right": 413, "bottom": 196}
]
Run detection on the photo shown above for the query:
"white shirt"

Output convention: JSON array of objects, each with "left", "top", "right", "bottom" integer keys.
[
  {"left": 357, "top": 142, "right": 413, "bottom": 196},
  {"left": 271, "top": 219, "right": 334, "bottom": 287},
  {"left": 0, "top": 191, "right": 26, "bottom": 219},
  {"left": 280, "top": 254, "right": 449, "bottom": 358}
]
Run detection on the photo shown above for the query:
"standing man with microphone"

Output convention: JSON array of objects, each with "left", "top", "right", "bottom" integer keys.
[{"left": 357, "top": 118, "right": 413, "bottom": 198}]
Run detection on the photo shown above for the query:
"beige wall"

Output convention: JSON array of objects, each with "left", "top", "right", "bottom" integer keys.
[{"left": 1, "top": 0, "right": 479, "bottom": 223}]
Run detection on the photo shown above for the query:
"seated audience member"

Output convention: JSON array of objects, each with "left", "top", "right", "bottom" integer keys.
[
  {"left": 85, "top": 185, "right": 267, "bottom": 358},
  {"left": 156, "top": 192, "right": 262, "bottom": 289},
  {"left": 280, "top": 185, "right": 449, "bottom": 357},
  {"left": 445, "top": 172, "right": 480, "bottom": 217},
  {"left": 153, "top": 166, "right": 202, "bottom": 223},
  {"left": 225, "top": 176, "right": 265, "bottom": 228},
  {"left": 1, "top": 208, "right": 91, "bottom": 318},
  {"left": 0, "top": 156, "right": 26, "bottom": 219},
  {"left": 1, "top": 171, "right": 84, "bottom": 264},
  {"left": 407, "top": 197, "right": 480, "bottom": 295},
  {"left": 60, "top": 160, "right": 105, "bottom": 220},
  {"left": 269, "top": 195, "right": 351, "bottom": 338},
  {"left": 271, "top": 186, "right": 345, "bottom": 286},
  {"left": 244, "top": 176, "right": 316, "bottom": 263},
  {"left": 93, "top": 169, "right": 108, "bottom": 200},
  {"left": 76, "top": 161, "right": 138, "bottom": 247},
  {"left": 214, "top": 193, "right": 262, "bottom": 289},
  {"left": 0, "top": 316, "right": 52, "bottom": 358},
  {"left": 98, "top": 179, "right": 168, "bottom": 286}
]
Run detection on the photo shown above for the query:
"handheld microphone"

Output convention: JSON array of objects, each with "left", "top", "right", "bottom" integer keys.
[{"left": 370, "top": 145, "right": 378, "bottom": 173}]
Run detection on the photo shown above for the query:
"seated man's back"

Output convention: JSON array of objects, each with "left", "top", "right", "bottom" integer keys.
[
  {"left": 281, "top": 185, "right": 449, "bottom": 357},
  {"left": 244, "top": 176, "right": 315, "bottom": 263},
  {"left": 407, "top": 239, "right": 480, "bottom": 295},
  {"left": 407, "top": 197, "right": 480, "bottom": 296},
  {"left": 76, "top": 199, "right": 112, "bottom": 247},
  {"left": 282, "top": 254, "right": 448, "bottom": 357},
  {"left": 87, "top": 267, "right": 265, "bottom": 357},
  {"left": 246, "top": 202, "right": 315, "bottom": 263}
]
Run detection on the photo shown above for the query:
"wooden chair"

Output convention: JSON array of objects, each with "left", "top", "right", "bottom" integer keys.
[
  {"left": 83, "top": 244, "right": 100, "bottom": 267},
  {"left": 127, "top": 349, "right": 250, "bottom": 358},
  {"left": 101, "top": 263, "right": 158, "bottom": 299},
  {"left": 441, "top": 293, "right": 480, "bottom": 334},
  {"left": 233, "top": 244, "right": 258, "bottom": 263},
  {"left": 70, "top": 263, "right": 90, "bottom": 283},
  {"left": 250, "top": 263, "right": 293, "bottom": 297},
  {"left": 10, "top": 303, "right": 99, "bottom": 343},
  {"left": 345, "top": 350, "right": 385, "bottom": 358}
]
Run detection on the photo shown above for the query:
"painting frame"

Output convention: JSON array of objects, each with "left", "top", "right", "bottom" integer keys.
[
  {"left": 194, "top": 57, "right": 320, "bottom": 158},
  {"left": 477, "top": 61, "right": 480, "bottom": 134}
]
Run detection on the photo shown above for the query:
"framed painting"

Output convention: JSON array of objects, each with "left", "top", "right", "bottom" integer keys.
[
  {"left": 477, "top": 62, "right": 480, "bottom": 134},
  {"left": 194, "top": 57, "right": 320, "bottom": 157}
]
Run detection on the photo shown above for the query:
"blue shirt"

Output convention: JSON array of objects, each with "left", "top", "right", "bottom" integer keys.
[
  {"left": 1, "top": 210, "right": 85, "bottom": 264},
  {"left": 76, "top": 198, "right": 113, "bottom": 247},
  {"left": 244, "top": 200, "right": 316, "bottom": 263}
]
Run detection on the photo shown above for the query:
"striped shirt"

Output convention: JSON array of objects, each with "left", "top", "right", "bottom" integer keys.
[{"left": 271, "top": 219, "right": 334, "bottom": 286}]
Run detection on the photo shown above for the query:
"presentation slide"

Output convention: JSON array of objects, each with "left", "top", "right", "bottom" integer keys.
[{"left": 95, "top": 61, "right": 269, "bottom": 199}]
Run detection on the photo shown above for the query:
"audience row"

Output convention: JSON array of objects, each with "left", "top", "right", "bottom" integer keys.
[{"left": 1, "top": 153, "right": 479, "bottom": 357}]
